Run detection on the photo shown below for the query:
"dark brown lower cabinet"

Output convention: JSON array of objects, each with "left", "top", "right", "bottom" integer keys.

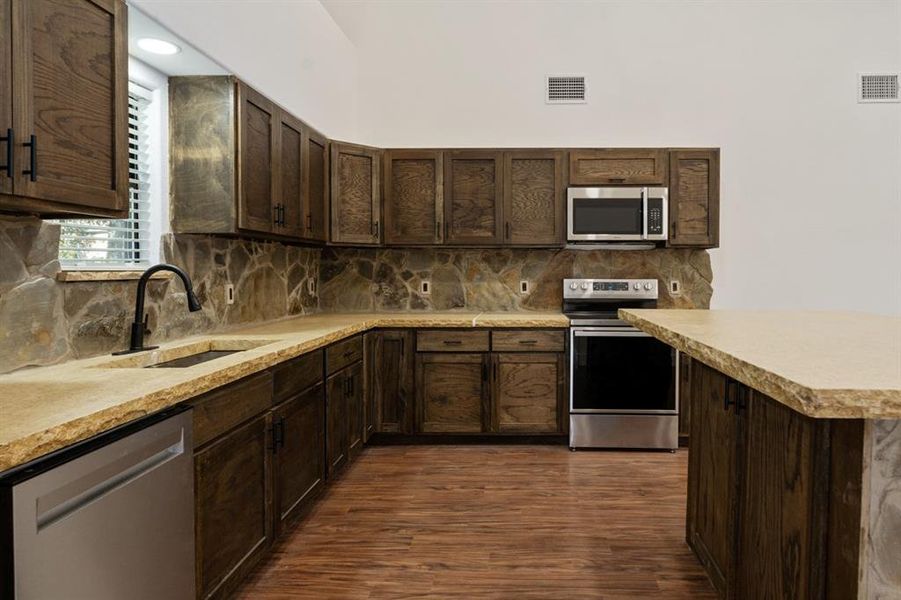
[
  {"left": 687, "top": 360, "right": 863, "bottom": 599},
  {"left": 365, "top": 330, "right": 414, "bottom": 435},
  {"left": 678, "top": 354, "right": 692, "bottom": 444},
  {"left": 346, "top": 362, "right": 364, "bottom": 460},
  {"left": 272, "top": 383, "right": 325, "bottom": 534},
  {"left": 493, "top": 353, "right": 564, "bottom": 433},
  {"left": 326, "top": 358, "right": 364, "bottom": 477},
  {"left": 194, "top": 413, "right": 272, "bottom": 600},
  {"left": 416, "top": 352, "right": 489, "bottom": 433}
]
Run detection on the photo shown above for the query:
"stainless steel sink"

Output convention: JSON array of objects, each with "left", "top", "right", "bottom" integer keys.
[{"left": 95, "top": 339, "right": 277, "bottom": 369}]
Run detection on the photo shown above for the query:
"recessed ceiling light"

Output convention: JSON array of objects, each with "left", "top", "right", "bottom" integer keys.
[{"left": 137, "top": 38, "right": 180, "bottom": 55}]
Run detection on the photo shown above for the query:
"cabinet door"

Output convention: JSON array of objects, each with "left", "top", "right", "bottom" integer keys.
[
  {"left": 686, "top": 361, "right": 739, "bottom": 597},
  {"left": 346, "top": 362, "right": 364, "bottom": 460},
  {"left": 302, "top": 129, "right": 328, "bottom": 242},
  {"left": 416, "top": 352, "right": 488, "bottom": 433},
  {"left": 9, "top": 0, "right": 127, "bottom": 215},
  {"left": 735, "top": 389, "right": 824, "bottom": 599},
  {"left": 503, "top": 151, "right": 564, "bottom": 246},
  {"left": 444, "top": 150, "right": 503, "bottom": 245},
  {"left": 330, "top": 142, "right": 380, "bottom": 244},
  {"left": 383, "top": 150, "right": 443, "bottom": 245},
  {"left": 326, "top": 369, "right": 348, "bottom": 477},
  {"left": 365, "top": 330, "right": 414, "bottom": 435},
  {"left": 0, "top": 0, "right": 11, "bottom": 197},
  {"left": 569, "top": 149, "right": 667, "bottom": 185},
  {"left": 195, "top": 412, "right": 272, "bottom": 600},
  {"left": 678, "top": 353, "right": 692, "bottom": 442},
  {"left": 668, "top": 149, "right": 720, "bottom": 248},
  {"left": 493, "top": 353, "right": 563, "bottom": 433},
  {"left": 236, "top": 81, "right": 276, "bottom": 234},
  {"left": 272, "top": 383, "right": 324, "bottom": 535},
  {"left": 274, "top": 109, "right": 304, "bottom": 238}
]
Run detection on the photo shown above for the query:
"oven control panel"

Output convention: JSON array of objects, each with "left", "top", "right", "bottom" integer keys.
[{"left": 563, "top": 278, "right": 658, "bottom": 300}]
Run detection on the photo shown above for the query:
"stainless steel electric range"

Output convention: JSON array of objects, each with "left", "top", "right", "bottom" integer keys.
[{"left": 564, "top": 279, "right": 679, "bottom": 450}]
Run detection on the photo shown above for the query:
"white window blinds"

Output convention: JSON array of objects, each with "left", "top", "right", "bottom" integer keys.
[{"left": 57, "top": 84, "right": 153, "bottom": 268}]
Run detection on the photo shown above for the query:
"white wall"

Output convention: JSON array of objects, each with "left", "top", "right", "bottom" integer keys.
[
  {"left": 323, "top": 0, "right": 901, "bottom": 315},
  {"left": 132, "top": 0, "right": 360, "bottom": 140}
]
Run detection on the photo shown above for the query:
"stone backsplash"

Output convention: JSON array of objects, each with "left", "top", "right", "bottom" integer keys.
[
  {"left": 319, "top": 247, "right": 712, "bottom": 312},
  {"left": 0, "top": 217, "right": 320, "bottom": 374}
]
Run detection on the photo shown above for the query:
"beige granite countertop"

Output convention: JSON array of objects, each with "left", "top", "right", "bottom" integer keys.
[
  {"left": 619, "top": 309, "right": 901, "bottom": 419},
  {"left": 0, "top": 311, "right": 568, "bottom": 473}
]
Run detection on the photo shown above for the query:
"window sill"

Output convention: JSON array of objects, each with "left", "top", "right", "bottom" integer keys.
[{"left": 56, "top": 270, "right": 173, "bottom": 283}]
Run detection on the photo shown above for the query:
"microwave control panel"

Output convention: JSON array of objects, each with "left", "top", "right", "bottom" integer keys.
[{"left": 647, "top": 198, "right": 664, "bottom": 235}]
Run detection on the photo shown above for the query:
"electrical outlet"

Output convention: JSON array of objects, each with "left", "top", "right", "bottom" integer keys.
[
  {"left": 520, "top": 280, "right": 530, "bottom": 294},
  {"left": 307, "top": 279, "right": 315, "bottom": 295},
  {"left": 670, "top": 280, "right": 681, "bottom": 296},
  {"left": 225, "top": 283, "right": 235, "bottom": 305},
  {"left": 420, "top": 280, "right": 431, "bottom": 295}
]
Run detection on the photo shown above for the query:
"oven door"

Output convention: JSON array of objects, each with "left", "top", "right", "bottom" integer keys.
[
  {"left": 567, "top": 187, "right": 645, "bottom": 241},
  {"left": 570, "top": 327, "right": 678, "bottom": 414}
]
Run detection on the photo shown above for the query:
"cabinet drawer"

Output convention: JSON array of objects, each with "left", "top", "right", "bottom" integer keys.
[
  {"left": 416, "top": 330, "right": 490, "bottom": 352},
  {"left": 491, "top": 330, "right": 565, "bottom": 352},
  {"left": 273, "top": 350, "right": 323, "bottom": 403},
  {"left": 326, "top": 335, "right": 363, "bottom": 375},
  {"left": 192, "top": 372, "right": 273, "bottom": 448},
  {"left": 569, "top": 149, "right": 667, "bottom": 185}
]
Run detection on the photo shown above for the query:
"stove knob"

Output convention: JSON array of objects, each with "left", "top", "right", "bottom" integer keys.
[
  {"left": 644, "top": 282, "right": 653, "bottom": 290},
  {"left": 633, "top": 283, "right": 641, "bottom": 290},
  {"left": 580, "top": 283, "right": 589, "bottom": 291},
  {"left": 569, "top": 282, "right": 578, "bottom": 290}
]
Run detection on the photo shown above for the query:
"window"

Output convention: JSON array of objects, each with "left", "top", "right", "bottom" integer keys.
[{"left": 57, "top": 81, "right": 158, "bottom": 268}]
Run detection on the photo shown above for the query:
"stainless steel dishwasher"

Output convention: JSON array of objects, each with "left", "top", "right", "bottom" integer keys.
[{"left": 1, "top": 408, "right": 195, "bottom": 600}]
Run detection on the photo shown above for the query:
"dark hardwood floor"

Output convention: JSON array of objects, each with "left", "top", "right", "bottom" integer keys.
[{"left": 236, "top": 445, "right": 716, "bottom": 599}]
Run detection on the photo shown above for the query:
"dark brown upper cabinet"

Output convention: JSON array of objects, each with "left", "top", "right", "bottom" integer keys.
[
  {"left": 0, "top": 0, "right": 128, "bottom": 218},
  {"left": 444, "top": 150, "right": 504, "bottom": 245},
  {"left": 569, "top": 148, "right": 667, "bottom": 185},
  {"left": 302, "top": 129, "right": 328, "bottom": 243},
  {"left": 236, "top": 82, "right": 277, "bottom": 234},
  {"left": 170, "top": 76, "right": 323, "bottom": 242},
  {"left": 383, "top": 149, "right": 444, "bottom": 245},
  {"left": 668, "top": 148, "right": 720, "bottom": 248},
  {"left": 503, "top": 150, "right": 565, "bottom": 246},
  {"left": 330, "top": 142, "right": 381, "bottom": 245}
]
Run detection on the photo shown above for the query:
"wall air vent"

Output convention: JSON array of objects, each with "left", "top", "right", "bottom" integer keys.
[
  {"left": 858, "top": 73, "right": 899, "bottom": 103},
  {"left": 546, "top": 75, "right": 587, "bottom": 104}
]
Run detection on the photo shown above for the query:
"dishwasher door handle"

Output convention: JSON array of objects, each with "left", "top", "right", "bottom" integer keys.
[{"left": 35, "top": 428, "right": 186, "bottom": 531}]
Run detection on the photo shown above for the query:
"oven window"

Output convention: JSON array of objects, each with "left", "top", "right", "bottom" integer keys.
[
  {"left": 571, "top": 332, "right": 676, "bottom": 412},
  {"left": 571, "top": 198, "right": 642, "bottom": 235}
]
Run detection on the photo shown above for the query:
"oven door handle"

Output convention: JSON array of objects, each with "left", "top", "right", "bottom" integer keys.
[{"left": 571, "top": 329, "right": 651, "bottom": 338}]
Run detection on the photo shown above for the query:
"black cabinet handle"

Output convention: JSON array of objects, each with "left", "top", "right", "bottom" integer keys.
[
  {"left": 724, "top": 379, "right": 738, "bottom": 412},
  {"left": 518, "top": 340, "right": 538, "bottom": 345},
  {"left": 276, "top": 417, "right": 286, "bottom": 449},
  {"left": 280, "top": 205, "right": 286, "bottom": 226},
  {"left": 306, "top": 213, "right": 312, "bottom": 231},
  {"left": 273, "top": 205, "right": 280, "bottom": 226},
  {"left": 505, "top": 221, "right": 511, "bottom": 240},
  {"left": 481, "top": 362, "right": 487, "bottom": 382},
  {"left": 0, "top": 129, "right": 12, "bottom": 177},
  {"left": 22, "top": 134, "right": 36, "bottom": 181},
  {"left": 372, "top": 220, "right": 380, "bottom": 239},
  {"left": 443, "top": 339, "right": 462, "bottom": 345},
  {"left": 609, "top": 177, "right": 625, "bottom": 183}
]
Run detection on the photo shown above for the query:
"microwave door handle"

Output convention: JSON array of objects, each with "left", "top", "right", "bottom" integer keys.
[{"left": 641, "top": 187, "right": 648, "bottom": 240}]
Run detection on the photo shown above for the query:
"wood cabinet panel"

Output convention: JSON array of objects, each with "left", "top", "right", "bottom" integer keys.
[
  {"left": 678, "top": 353, "right": 692, "bottom": 442},
  {"left": 275, "top": 109, "right": 304, "bottom": 238},
  {"left": 346, "top": 362, "right": 364, "bottom": 460},
  {"left": 191, "top": 372, "right": 273, "bottom": 448},
  {"left": 491, "top": 330, "right": 565, "bottom": 352},
  {"left": 303, "top": 129, "right": 328, "bottom": 242},
  {"left": 237, "top": 81, "right": 276, "bottom": 234},
  {"left": 365, "top": 330, "right": 414, "bottom": 435},
  {"left": 331, "top": 142, "right": 380, "bottom": 244},
  {"left": 493, "top": 353, "right": 562, "bottom": 433},
  {"left": 326, "top": 335, "right": 363, "bottom": 375},
  {"left": 325, "top": 370, "right": 348, "bottom": 477},
  {"left": 569, "top": 149, "right": 667, "bottom": 185},
  {"left": 668, "top": 149, "right": 719, "bottom": 248},
  {"left": 7, "top": 0, "right": 127, "bottom": 215},
  {"left": 0, "top": 0, "right": 11, "bottom": 197},
  {"left": 272, "top": 383, "right": 324, "bottom": 534},
  {"left": 503, "top": 150, "right": 564, "bottom": 245},
  {"left": 686, "top": 360, "right": 738, "bottom": 597},
  {"left": 416, "top": 329, "right": 489, "bottom": 352},
  {"left": 416, "top": 352, "right": 488, "bottom": 433},
  {"left": 195, "top": 412, "right": 272, "bottom": 600},
  {"left": 272, "top": 349, "right": 323, "bottom": 404},
  {"left": 444, "top": 150, "right": 503, "bottom": 244},
  {"left": 384, "top": 149, "right": 443, "bottom": 245}
]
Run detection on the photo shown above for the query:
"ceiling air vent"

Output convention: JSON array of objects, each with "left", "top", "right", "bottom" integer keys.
[
  {"left": 858, "top": 73, "right": 899, "bottom": 103},
  {"left": 546, "top": 75, "right": 586, "bottom": 104}
]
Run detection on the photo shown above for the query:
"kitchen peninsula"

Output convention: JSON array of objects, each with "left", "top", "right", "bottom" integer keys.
[{"left": 620, "top": 309, "right": 901, "bottom": 599}]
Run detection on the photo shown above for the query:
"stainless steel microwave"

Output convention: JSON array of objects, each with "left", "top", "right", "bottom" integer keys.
[{"left": 567, "top": 187, "right": 668, "bottom": 242}]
